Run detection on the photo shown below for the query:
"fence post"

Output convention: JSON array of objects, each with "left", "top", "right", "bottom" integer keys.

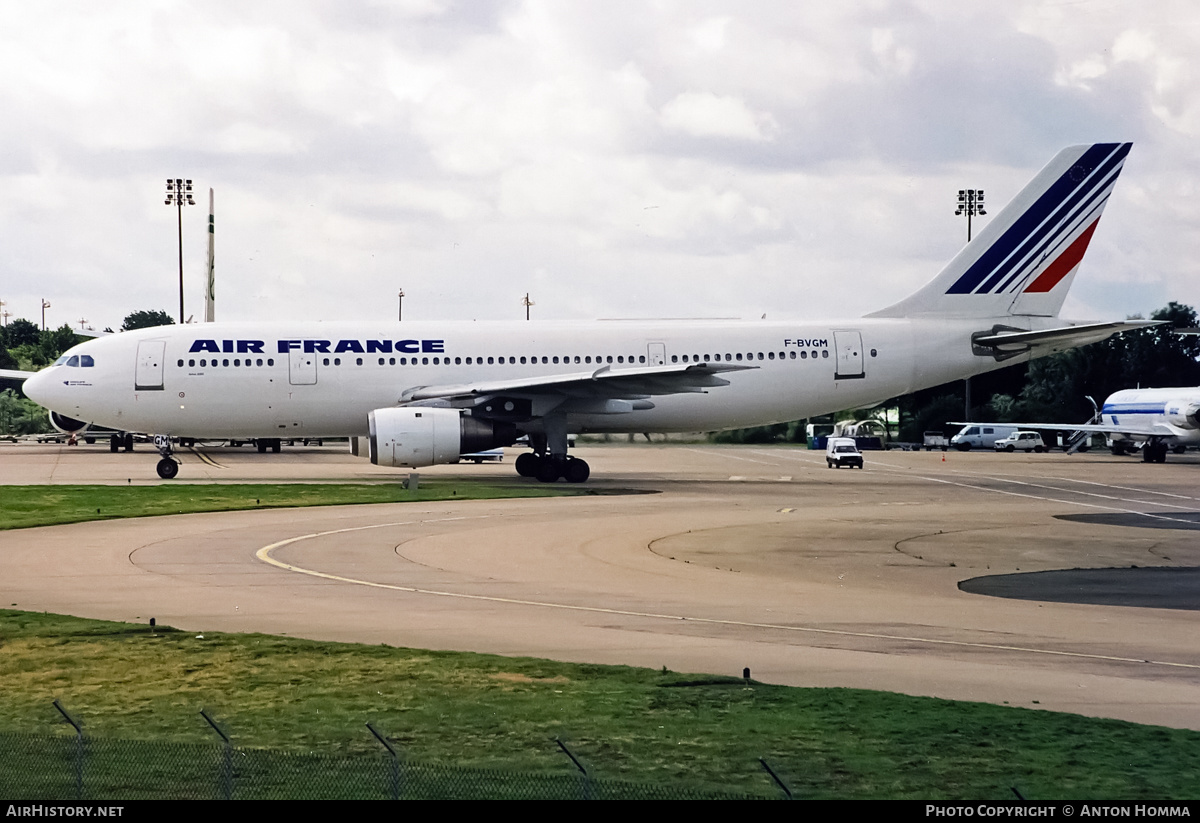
[
  {"left": 555, "top": 737, "right": 592, "bottom": 800},
  {"left": 366, "top": 722, "right": 401, "bottom": 800},
  {"left": 201, "top": 709, "right": 233, "bottom": 800},
  {"left": 52, "top": 700, "right": 83, "bottom": 801},
  {"left": 759, "top": 757, "right": 793, "bottom": 799}
]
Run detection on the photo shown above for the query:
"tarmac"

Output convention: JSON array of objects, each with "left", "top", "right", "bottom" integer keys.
[{"left": 2, "top": 439, "right": 1199, "bottom": 730}]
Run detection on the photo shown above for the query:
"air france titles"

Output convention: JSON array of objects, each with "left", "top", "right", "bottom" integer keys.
[{"left": 188, "top": 339, "right": 446, "bottom": 355}]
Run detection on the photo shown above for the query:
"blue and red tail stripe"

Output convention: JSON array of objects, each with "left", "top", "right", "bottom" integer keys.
[{"left": 945, "top": 142, "right": 1131, "bottom": 295}]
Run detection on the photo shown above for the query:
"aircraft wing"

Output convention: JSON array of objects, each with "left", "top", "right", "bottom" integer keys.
[
  {"left": 972, "top": 320, "right": 1166, "bottom": 354},
  {"left": 401, "top": 362, "right": 754, "bottom": 404},
  {"left": 0, "top": 368, "right": 37, "bottom": 381},
  {"left": 950, "top": 420, "right": 1174, "bottom": 438}
]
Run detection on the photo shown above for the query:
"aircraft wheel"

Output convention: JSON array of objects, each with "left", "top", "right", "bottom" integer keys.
[
  {"left": 156, "top": 458, "right": 179, "bottom": 480},
  {"left": 535, "top": 459, "right": 562, "bottom": 483},
  {"left": 271, "top": 440, "right": 281, "bottom": 453},
  {"left": 564, "top": 458, "right": 590, "bottom": 483},
  {"left": 515, "top": 452, "right": 540, "bottom": 477},
  {"left": 110, "top": 435, "right": 120, "bottom": 453},
  {"left": 256, "top": 440, "right": 267, "bottom": 453},
  {"left": 123, "top": 433, "right": 134, "bottom": 452}
]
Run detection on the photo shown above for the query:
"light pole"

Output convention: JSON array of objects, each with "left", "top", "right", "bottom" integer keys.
[
  {"left": 522, "top": 292, "right": 534, "bottom": 321},
  {"left": 165, "top": 179, "right": 196, "bottom": 324},
  {"left": 41, "top": 299, "right": 51, "bottom": 331},
  {"left": 955, "top": 189, "right": 986, "bottom": 241},
  {"left": 955, "top": 188, "right": 986, "bottom": 421},
  {"left": 397, "top": 289, "right": 405, "bottom": 322}
]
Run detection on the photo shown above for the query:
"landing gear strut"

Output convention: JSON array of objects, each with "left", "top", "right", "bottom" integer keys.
[{"left": 153, "top": 434, "right": 179, "bottom": 479}]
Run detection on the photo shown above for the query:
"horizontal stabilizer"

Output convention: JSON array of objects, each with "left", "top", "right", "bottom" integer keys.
[{"left": 972, "top": 320, "right": 1164, "bottom": 354}]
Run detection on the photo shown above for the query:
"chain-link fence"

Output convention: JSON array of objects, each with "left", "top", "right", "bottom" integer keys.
[{"left": 0, "top": 731, "right": 773, "bottom": 800}]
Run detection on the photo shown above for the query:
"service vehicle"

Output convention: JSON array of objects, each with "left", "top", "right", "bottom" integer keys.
[
  {"left": 826, "top": 436, "right": 864, "bottom": 469},
  {"left": 993, "top": 431, "right": 1046, "bottom": 452}
]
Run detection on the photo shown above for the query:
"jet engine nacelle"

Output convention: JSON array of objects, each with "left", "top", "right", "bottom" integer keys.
[
  {"left": 1165, "top": 400, "right": 1200, "bottom": 430},
  {"left": 367, "top": 407, "right": 517, "bottom": 468},
  {"left": 48, "top": 410, "right": 90, "bottom": 434}
]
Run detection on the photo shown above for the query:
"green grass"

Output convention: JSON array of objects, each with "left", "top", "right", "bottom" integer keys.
[
  {"left": 2, "top": 609, "right": 1199, "bottom": 799},
  {"left": 0, "top": 482, "right": 599, "bottom": 531}
]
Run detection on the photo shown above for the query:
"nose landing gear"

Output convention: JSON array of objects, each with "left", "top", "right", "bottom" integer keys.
[{"left": 153, "top": 434, "right": 180, "bottom": 479}]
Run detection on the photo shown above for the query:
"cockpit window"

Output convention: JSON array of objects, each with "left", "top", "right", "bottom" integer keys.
[
  {"left": 54, "top": 355, "right": 69, "bottom": 366},
  {"left": 66, "top": 355, "right": 79, "bottom": 367},
  {"left": 80, "top": 355, "right": 94, "bottom": 367}
]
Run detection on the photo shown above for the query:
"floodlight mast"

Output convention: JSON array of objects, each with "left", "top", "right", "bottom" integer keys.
[
  {"left": 955, "top": 188, "right": 986, "bottom": 242},
  {"left": 165, "top": 178, "right": 196, "bottom": 323}
]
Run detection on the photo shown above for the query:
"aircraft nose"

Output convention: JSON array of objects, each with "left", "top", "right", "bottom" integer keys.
[{"left": 23, "top": 367, "right": 58, "bottom": 408}]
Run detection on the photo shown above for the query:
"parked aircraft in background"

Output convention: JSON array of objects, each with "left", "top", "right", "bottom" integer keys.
[
  {"left": 989, "top": 387, "right": 1200, "bottom": 462},
  {"left": 23, "top": 143, "right": 1159, "bottom": 481}
]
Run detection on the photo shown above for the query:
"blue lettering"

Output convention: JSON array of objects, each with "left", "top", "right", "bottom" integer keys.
[
  {"left": 222, "top": 340, "right": 234, "bottom": 353},
  {"left": 237, "top": 340, "right": 265, "bottom": 354},
  {"left": 190, "top": 340, "right": 221, "bottom": 353},
  {"left": 366, "top": 340, "right": 392, "bottom": 353},
  {"left": 278, "top": 340, "right": 301, "bottom": 353},
  {"left": 422, "top": 339, "right": 445, "bottom": 353},
  {"left": 304, "top": 340, "right": 331, "bottom": 353},
  {"left": 334, "top": 339, "right": 365, "bottom": 353},
  {"left": 397, "top": 339, "right": 420, "bottom": 353}
]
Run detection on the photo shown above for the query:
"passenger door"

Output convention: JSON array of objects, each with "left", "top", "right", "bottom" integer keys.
[
  {"left": 833, "top": 330, "right": 864, "bottom": 379},
  {"left": 134, "top": 341, "right": 166, "bottom": 391}
]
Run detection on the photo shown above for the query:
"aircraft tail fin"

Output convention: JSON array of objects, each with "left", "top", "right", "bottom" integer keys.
[{"left": 867, "top": 143, "right": 1132, "bottom": 319}]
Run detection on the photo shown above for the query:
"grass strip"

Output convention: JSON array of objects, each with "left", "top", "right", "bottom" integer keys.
[
  {"left": 0, "top": 482, "right": 599, "bottom": 531},
  {"left": 2, "top": 609, "right": 1199, "bottom": 799}
]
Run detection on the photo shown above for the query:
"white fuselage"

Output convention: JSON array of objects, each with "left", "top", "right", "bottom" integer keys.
[
  {"left": 26, "top": 317, "right": 1038, "bottom": 439},
  {"left": 1102, "top": 387, "right": 1200, "bottom": 446}
]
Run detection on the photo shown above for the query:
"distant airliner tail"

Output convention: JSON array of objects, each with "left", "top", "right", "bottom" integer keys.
[{"left": 868, "top": 142, "right": 1132, "bottom": 319}]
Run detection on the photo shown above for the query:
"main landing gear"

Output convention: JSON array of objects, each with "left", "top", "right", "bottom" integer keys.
[
  {"left": 514, "top": 420, "right": 590, "bottom": 483},
  {"left": 153, "top": 434, "right": 180, "bottom": 479},
  {"left": 515, "top": 452, "right": 590, "bottom": 483},
  {"left": 1142, "top": 441, "right": 1169, "bottom": 464}
]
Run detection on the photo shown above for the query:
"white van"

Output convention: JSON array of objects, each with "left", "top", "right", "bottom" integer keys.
[
  {"left": 826, "top": 437, "right": 864, "bottom": 469},
  {"left": 950, "top": 424, "right": 1017, "bottom": 451}
]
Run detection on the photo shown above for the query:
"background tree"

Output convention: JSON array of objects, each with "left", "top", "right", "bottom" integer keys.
[
  {"left": 5, "top": 318, "right": 40, "bottom": 348},
  {"left": 0, "top": 388, "right": 51, "bottom": 434},
  {"left": 39, "top": 325, "right": 82, "bottom": 361},
  {"left": 121, "top": 310, "right": 175, "bottom": 331},
  {"left": 1019, "top": 302, "right": 1200, "bottom": 422}
]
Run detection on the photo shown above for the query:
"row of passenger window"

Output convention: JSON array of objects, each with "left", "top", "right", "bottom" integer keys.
[
  {"left": 179, "top": 358, "right": 276, "bottom": 368},
  {"left": 314, "top": 351, "right": 829, "bottom": 367},
  {"left": 176, "top": 351, "right": 832, "bottom": 369}
]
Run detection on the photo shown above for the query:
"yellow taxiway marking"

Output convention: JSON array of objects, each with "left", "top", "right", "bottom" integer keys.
[{"left": 187, "top": 447, "right": 225, "bottom": 468}]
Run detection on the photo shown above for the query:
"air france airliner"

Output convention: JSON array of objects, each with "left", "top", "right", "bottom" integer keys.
[{"left": 21, "top": 143, "right": 1157, "bottom": 481}]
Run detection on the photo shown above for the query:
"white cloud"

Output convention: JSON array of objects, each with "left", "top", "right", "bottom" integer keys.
[
  {"left": 0, "top": 0, "right": 1196, "bottom": 331},
  {"left": 660, "top": 91, "right": 779, "bottom": 141}
]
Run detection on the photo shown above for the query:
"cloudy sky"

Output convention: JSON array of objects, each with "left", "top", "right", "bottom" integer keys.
[{"left": 1, "top": 0, "right": 1197, "bottom": 333}]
